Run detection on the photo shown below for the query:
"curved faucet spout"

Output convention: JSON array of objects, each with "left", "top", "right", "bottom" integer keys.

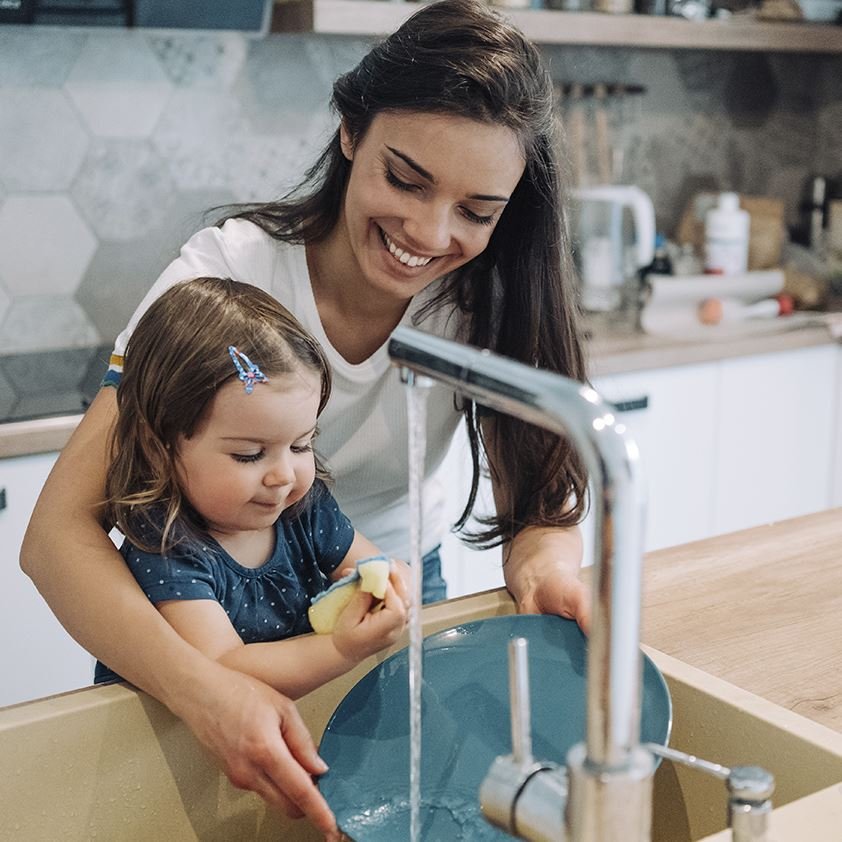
[{"left": 388, "top": 325, "right": 653, "bottom": 841}]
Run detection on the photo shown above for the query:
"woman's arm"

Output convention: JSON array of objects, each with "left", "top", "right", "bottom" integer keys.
[
  {"left": 481, "top": 416, "right": 591, "bottom": 632},
  {"left": 20, "top": 388, "right": 339, "bottom": 838}
]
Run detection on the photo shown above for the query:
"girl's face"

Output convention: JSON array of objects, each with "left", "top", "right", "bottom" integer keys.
[
  {"left": 175, "top": 368, "right": 321, "bottom": 539},
  {"left": 337, "top": 111, "right": 526, "bottom": 303}
]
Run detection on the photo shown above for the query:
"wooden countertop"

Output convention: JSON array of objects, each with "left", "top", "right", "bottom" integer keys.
[{"left": 641, "top": 508, "right": 842, "bottom": 733}]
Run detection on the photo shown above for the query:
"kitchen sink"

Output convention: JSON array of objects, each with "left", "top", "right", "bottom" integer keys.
[{"left": 2, "top": 588, "right": 841, "bottom": 841}]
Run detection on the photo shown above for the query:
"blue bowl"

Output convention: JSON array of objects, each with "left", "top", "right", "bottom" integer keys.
[{"left": 319, "top": 614, "right": 672, "bottom": 840}]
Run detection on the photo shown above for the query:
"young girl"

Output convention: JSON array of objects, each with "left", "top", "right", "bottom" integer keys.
[{"left": 95, "top": 277, "right": 408, "bottom": 699}]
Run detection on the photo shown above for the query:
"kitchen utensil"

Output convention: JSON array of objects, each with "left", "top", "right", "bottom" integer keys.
[
  {"left": 318, "top": 614, "right": 672, "bottom": 841},
  {"left": 571, "top": 184, "right": 656, "bottom": 312}
]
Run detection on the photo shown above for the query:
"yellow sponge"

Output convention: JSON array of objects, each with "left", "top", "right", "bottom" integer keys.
[{"left": 308, "top": 555, "right": 390, "bottom": 634}]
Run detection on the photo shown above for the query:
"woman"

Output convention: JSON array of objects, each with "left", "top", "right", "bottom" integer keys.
[{"left": 22, "top": 0, "right": 589, "bottom": 836}]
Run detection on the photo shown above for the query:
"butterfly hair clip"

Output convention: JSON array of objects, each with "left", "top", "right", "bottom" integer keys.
[{"left": 228, "top": 346, "right": 269, "bottom": 394}]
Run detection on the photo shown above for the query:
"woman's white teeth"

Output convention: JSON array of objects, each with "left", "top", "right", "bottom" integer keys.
[{"left": 382, "top": 231, "right": 432, "bottom": 267}]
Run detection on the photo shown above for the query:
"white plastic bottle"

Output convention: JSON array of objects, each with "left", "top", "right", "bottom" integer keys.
[{"left": 704, "top": 192, "right": 750, "bottom": 275}]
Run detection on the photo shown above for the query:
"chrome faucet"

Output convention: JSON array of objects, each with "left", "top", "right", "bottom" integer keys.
[{"left": 388, "top": 325, "right": 654, "bottom": 841}]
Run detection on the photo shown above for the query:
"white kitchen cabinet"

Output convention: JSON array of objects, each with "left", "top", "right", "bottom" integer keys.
[
  {"left": 832, "top": 346, "right": 842, "bottom": 509},
  {"left": 0, "top": 452, "right": 95, "bottom": 708},
  {"left": 592, "top": 363, "right": 720, "bottom": 553},
  {"left": 713, "top": 344, "right": 838, "bottom": 535}
]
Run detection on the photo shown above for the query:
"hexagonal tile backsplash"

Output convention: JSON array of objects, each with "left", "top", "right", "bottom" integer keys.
[{"left": 0, "top": 25, "right": 840, "bottom": 361}]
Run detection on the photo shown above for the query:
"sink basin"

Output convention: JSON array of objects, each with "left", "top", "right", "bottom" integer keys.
[{"left": 2, "top": 588, "right": 842, "bottom": 841}]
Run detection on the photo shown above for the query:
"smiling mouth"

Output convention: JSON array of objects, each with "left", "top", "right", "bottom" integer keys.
[{"left": 378, "top": 228, "right": 435, "bottom": 268}]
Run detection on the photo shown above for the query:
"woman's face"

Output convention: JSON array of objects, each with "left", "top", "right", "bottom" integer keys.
[{"left": 337, "top": 111, "right": 526, "bottom": 303}]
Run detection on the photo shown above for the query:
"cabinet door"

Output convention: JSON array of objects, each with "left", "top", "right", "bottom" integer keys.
[
  {"left": 437, "top": 421, "right": 503, "bottom": 599},
  {"left": 592, "top": 363, "right": 719, "bottom": 556},
  {"left": 833, "top": 347, "right": 842, "bottom": 509},
  {"left": 713, "top": 345, "right": 837, "bottom": 536},
  {"left": 0, "top": 453, "right": 95, "bottom": 707}
]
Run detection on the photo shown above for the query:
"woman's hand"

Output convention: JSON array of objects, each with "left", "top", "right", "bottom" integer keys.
[
  {"left": 170, "top": 661, "right": 341, "bottom": 840},
  {"left": 503, "top": 526, "right": 591, "bottom": 634},
  {"left": 331, "top": 566, "right": 409, "bottom": 662}
]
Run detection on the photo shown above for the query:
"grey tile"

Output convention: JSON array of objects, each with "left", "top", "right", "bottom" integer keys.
[
  {"left": 146, "top": 32, "right": 248, "bottom": 89},
  {"left": 76, "top": 188, "right": 236, "bottom": 342},
  {"left": 0, "top": 368, "right": 14, "bottom": 419},
  {"left": 236, "top": 35, "right": 331, "bottom": 134},
  {"left": 71, "top": 139, "right": 177, "bottom": 241},
  {"left": 223, "top": 134, "right": 318, "bottom": 202},
  {"left": 0, "top": 89, "right": 89, "bottom": 191},
  {"left": 0, "top": 28, "right": 87, "bottom": 88},
  {"left": 151, "top": 89, "right": 244, "bottom": 190},
  {"left": 9, "top": 390, "right": 88, "bottom": 421},
  {"left": 0, "top": 296, "right": 99, "bottom": 353},
  {"left": 2, "top": 345, "right": 94, "bottom": 396}
]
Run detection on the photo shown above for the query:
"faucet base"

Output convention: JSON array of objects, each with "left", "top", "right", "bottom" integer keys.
[{"left": 566, "top": 743, "right": 655, "bottom": 842}]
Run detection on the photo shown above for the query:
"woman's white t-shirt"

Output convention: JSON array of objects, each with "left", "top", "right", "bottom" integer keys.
[{"left": 111, "top": 219, "right": 466, "bottom": 559}]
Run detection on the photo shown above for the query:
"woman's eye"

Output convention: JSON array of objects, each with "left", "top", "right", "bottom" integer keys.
[
  {"left": 461, "top": 207, "right": 496, "bottom": 226},
  {"left": 385, "top": 167, "right": 419, "bottom": 193},
  {"left": 232, "top": 451, "right": 264, "bottom": 463}
]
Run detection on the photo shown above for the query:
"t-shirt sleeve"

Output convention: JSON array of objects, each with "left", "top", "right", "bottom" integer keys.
[
  {"left": 106, "top": 219, "right": 275, "bottom": 387},
  {"left": 306, "top": 485, "right": 356, "bottom": 577},
  {"left": 122, "top": 542, "right": 218, "bottom": 605}
]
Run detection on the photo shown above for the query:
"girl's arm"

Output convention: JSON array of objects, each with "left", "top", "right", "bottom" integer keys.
[
  {"left": 20, "top": 388, "right": 339, "bottom": 838},
  {"left": 157, "top": 567, "right": 409, "bottom": 699},
  {"left": 481, "top": 416, "right": 591, "bottom": 632}
]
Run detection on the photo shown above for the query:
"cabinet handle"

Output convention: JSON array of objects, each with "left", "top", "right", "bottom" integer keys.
[
  {"left": 611, "top": 396, "right": 649, "bottom": 413},
  {"left": 0, "top": 487, "right": 5, "bottom": 512}
]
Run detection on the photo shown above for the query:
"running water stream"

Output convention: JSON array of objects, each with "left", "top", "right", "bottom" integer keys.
[{"left": 404, "top": 374, "right": 431, "bottom": 842}]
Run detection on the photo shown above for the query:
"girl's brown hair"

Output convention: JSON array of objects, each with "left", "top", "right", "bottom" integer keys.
[{"left": 105, "top": 277, "right": 332, "bottom": 554}]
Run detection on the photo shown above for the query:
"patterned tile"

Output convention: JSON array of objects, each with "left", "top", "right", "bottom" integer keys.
[
  {"left": 76, "top": 188, "right": 237, "bottom": 343},
  {"left": 0, "top": 28, "right": 86, "bottom": 88},
  {"left": 146, "top": 32, "right": 248, "bottom": 89},
  {"left": 151, "top": 89, "right": 244, "bottom": 190},
  {"left": 71, "top": 139, "right": 177, "bottom": 241},
  {"left": 235, "top": 35, "right": 331, "bottom": 134},
  {"left": 0, "top": 196, "right": 96, "bottom": 297},
  {"left": 0, "top": 89, "right": 88, "bottom": 192},
  {"left": 0, "top": 296, "right": 99, "bottom": 353},
  {"left": 64, "top": 33, "right": 172, "bottom": 138}
]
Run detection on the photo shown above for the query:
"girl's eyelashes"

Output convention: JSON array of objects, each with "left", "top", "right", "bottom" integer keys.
[
  {"left": 384, "top": 164, "right": 497, "bottom": 226},
  {"left": 232, "top": 451, "right": 264, "bottom": 463},
  {"left": 291, "top": 442, "right": 313, "bottom": 454}
]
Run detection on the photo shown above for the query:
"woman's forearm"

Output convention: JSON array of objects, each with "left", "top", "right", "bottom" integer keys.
[
  {"left": 218, "top": 635, "right": 358, "bottom": 700},
  {"left": 20, "top": 388, "right": 214, "bottom": 712},
  {"left": 502, "top": 524, "right": 583, "bottom": 601}
]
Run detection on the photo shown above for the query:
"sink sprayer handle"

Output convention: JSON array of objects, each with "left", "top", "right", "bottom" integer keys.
[{"left": 645, "top": 743, "right": 775, "bottom": 842}]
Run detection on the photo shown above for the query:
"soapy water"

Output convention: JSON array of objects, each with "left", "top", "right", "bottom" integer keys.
[{"left": 339, "top": 794, "right": 510, "bottom": 841}]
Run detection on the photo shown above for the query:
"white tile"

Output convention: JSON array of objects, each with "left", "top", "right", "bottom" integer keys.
[
  {"left": 65, "top": 34, "right": 172, "bottom": 138},
  {"left": 0, "top": 89, "right": 88, "bottom": 191},
  {"left": 0, "top": 296, "right": 99, "bottom": 353},
  {"left": 0, "top": 28, "right": 86, "bottom": 88},
  {"left": 0, "top": 196, "right": 96, "bottom": 297}
]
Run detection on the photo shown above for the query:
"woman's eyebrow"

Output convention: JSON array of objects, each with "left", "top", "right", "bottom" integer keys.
[{"left": 386, "top": 145, "right": 510, "bottom": 203}]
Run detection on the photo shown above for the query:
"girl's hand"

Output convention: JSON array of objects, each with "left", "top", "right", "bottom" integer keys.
[{"left": 331, "top": 566, "right": 409, "bottom": 662}]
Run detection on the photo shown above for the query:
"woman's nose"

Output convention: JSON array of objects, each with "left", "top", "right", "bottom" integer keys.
[{"left": 403, "top": 202, "right": 451, "bottom": 252}]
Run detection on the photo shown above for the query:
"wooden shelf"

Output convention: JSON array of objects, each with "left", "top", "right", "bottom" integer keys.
[{"left": 272, "top": 0, "right": 842, "bottom": 53}]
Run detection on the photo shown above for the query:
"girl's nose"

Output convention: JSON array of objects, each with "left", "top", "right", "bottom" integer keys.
[
  {"left": 264, "top": 455, "right": 295, "bottom": 488},
  {"left": 403, "top": 202, "right": 451, "bottom": 252}
]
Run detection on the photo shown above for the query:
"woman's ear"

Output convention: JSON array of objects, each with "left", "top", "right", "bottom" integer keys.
[{"left": 339, "top": 121, "right": 354, "bottom": 162}]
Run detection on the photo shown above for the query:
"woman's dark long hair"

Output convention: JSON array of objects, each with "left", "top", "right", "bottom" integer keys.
[{"left": 221, "top": 0, "right": 587, "bottom": 549}]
